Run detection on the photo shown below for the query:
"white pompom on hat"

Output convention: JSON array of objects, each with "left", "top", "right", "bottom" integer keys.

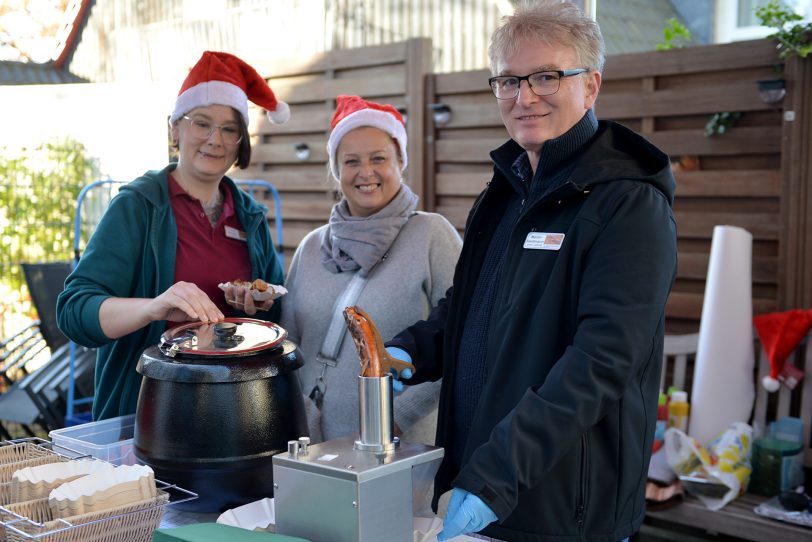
[
  {"left": 170, "top": 51, "right": 290, "bottom": 127},
  {"left": 326, "top": 94, "right": 407, "bottom": 180}
]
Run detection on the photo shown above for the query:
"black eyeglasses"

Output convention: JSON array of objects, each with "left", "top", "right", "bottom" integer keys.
[
  {"left": 182, "top": 115, "right": 243, "bottom": 145},
  {"left": 488, "top": 68, "right": 589, "bottom": 100}
]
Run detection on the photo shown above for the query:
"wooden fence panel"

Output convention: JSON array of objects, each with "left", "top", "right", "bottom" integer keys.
[
  {"left": 233, "top": 37, "right": 810, "bottom": 334},
  {"left": 427, "top": 38, "right": 797, "bottom": 333},
  {"left": 231, "top": 38, "right": 432, "bottom": 264}
]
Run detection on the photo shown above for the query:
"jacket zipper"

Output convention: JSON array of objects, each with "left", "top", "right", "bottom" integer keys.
[{"left": 576, "top": 433, "right": 589, "bottom": 532}]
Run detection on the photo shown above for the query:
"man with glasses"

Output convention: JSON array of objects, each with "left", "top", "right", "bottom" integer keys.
[{"left": 386, "top": 1, "right": 677, "bottom": 540}]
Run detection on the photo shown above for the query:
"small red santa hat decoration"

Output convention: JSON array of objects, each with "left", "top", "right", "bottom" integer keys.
[
  {"left": 753, "top": 309, "right": 812, "bottom": 392},
  {"left": 170, "top": 51, "right": 290, "bottom": 127},
  {"left": 326, "top": 94, "right": 407, "bottom": 180}
]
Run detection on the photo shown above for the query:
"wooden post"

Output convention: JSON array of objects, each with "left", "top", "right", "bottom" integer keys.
[
  {"left": 405, "top": 37, "right": 432, "bottom": 210},
  {"left": 423, "top": 72, "right": 437, "bottom": 213},
  {"left": 641, "top": 76, "right": 655, "bottom": 134},
  {"left": 779, "top": 54, "right": 812, "bottom": 310}
]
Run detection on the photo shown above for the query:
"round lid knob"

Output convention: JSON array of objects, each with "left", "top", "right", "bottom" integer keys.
[{"left": 213, "top": 322, "right": 237, "bottom": 337}]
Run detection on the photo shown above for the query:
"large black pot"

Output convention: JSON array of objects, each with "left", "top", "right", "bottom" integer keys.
[{"left": 133, "top": 319, "right": 308, "bottom": 513}]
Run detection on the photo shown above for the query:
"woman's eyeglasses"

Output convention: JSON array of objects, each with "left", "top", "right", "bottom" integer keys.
[{"left": 182, "top": 115, "right": 243, "bottom": 145}]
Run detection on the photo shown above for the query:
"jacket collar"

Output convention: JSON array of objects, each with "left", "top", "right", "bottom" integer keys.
[
  {"left": 121, "top": 163, "right": 269, "bottom": 218},
  {"left": 490, "top": 109, "right": 599, "bottom": 199}
]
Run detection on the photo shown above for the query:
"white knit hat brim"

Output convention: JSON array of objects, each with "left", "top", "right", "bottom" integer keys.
[
  {"left": 170, "top": 80, "right": 249, "bottom": 125},
  {"left": 327, "top": 109, "right": 407, "bottom": 180}
]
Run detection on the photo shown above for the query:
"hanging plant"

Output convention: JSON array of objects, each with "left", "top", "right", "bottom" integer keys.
[
  {"left": 704, "top": 112, "right": 743, "bottom": 137},
  {"left": 755, "top": 0, "right": 812, "bottom": 59},
  {"left": 655, "top": 18, "right": 693, "bottom": 51}
]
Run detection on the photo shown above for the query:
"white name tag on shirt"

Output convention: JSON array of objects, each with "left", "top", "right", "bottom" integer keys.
[
  {"left": 224, "top": 225, "right": 247, "bottom": 242},
  {"left": 523, "top": 232, "right": 565, "bottom": 251}
]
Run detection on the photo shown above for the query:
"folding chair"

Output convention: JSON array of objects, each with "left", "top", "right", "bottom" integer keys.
[{"left": 21, "top": 261, "right": 72, "bottom": 352}]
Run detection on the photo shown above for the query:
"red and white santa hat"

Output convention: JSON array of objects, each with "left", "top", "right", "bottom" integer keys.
[
  {"left": 170, "top": 51, "right": 290, "bottom": 127},
  {"left": 326, "top": 95, "right": 407, "bottom": 180},
  {"left": 753, "top": 309, "right": 812, "bottom": 392}
]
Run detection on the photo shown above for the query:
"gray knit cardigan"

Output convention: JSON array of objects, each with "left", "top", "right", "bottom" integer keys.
[{"left": 280, "top": 211, "right": 462, "bottom": 444}]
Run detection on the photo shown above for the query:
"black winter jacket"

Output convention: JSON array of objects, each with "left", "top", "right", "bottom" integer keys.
[{"left": 389, "top": 117, "right": 677, "bottom": 541}]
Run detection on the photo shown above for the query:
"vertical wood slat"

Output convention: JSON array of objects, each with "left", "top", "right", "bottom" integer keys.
[
  {"left": 673, "top": 355, "right": 687, "bottom": 391},
  {"left": 779, "top": 55, "right": 812, "bottom": 310},
  {"left": 424, "top": 72, "right": 438, "bottom": 213},
  {"left": 776, "top": 379, "right": 792, "bottom": 419},
  {"left": 661, "top": 333, "right": 698, "bottom": 394},
  {"left": 802, "top": 338, "right": 812, "bottom": 466},
  {"left": 641, "top": 76, "right": 655, "bottom": 134},
  {"left": 405, "top": 38, "right": 432, "bottom": 207},
  {"left": 753, "top": 348, "right": 770, "bottom": 435}
]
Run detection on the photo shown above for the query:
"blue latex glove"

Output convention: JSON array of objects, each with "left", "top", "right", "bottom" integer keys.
[
  {"left": 385, "top": 346, "right": 413, "bottom": 393},
  {"left": 437, "top": 488, "right": 497, "bottom": 541}
]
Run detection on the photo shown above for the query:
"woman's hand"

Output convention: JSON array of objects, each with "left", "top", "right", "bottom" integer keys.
[
  {"left": 223, "top": 283, "right": 274, "bottom": 316},
  {"left": 99, "top": 281, "right": 224, "bottom": 340},
  {"left": 150, "top": 281, "right": 224, "bottom": 323}
]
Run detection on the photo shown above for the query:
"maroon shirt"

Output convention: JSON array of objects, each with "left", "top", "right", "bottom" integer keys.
[{"left": 169, "top": 175, "right": 251, "bottom": 317}]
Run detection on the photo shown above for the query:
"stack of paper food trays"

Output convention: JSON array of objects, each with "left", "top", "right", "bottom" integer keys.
[{"left": 0, "top": 438, "right": 196, "bottom": 542}]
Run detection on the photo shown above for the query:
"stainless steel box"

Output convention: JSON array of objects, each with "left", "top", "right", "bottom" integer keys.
[{"left": 273, "top": 437, "right": 443, "bottom": 542}]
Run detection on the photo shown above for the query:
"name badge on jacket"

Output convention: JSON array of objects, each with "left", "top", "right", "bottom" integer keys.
[
  {"left": 225, "top": 225, "right": 247, "bottom": 242},
  {"left": 523, "top": 232, "right": 565, "bottom": 251}
]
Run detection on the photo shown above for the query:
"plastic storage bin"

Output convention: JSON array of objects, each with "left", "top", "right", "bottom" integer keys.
[{"left": 49, "top": 414, "right": 136, "bottom": 465}]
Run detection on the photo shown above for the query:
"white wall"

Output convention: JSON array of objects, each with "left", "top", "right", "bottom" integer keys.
[{"left": 1, "top": 81, "right": 176, "bottom": 183}]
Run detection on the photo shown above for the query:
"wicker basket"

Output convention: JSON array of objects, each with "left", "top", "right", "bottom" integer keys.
[
  {"left": 0, "top": 440, "right": 193, "bottom": 541},
  {"left": 0, "top": 444, "right": 49, "bottom": 465},
  {"left": 0, "top": 490, "right": 169, "bottom": 542},
  {"left": 0, "top": 444, "right": 66, "bottom": 505}
]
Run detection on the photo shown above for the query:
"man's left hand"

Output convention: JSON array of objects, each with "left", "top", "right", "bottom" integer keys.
[{"left": 437, "top": 488, "right": 497, "bottom": 541}]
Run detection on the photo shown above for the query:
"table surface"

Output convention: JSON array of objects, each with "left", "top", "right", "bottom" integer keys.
[
  {"left": 160, "top": 508, "right": 219, "bottom": 529},
  {"left": 157, "top": 507, "right": 494, "bottom": 541}
]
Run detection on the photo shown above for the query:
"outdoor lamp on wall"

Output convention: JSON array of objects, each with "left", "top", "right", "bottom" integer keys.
[
  {"left": 757, "top": 79, "right": 786, "bottom": 104},
  {"left": 294, "top": 143, "right": 311, "bottom": 161},
  {"left": 430, "top": 103, "right": 452, "bottom": 126}
]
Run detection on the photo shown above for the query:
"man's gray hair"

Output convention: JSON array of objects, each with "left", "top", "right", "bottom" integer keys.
[{"left": 488, "top": 0, "right": 605, "bottom": 75}]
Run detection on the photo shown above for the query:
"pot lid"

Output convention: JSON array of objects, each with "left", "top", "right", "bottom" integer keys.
[{"left": 159, "top": 318, "right": 286, "bottom": 359}]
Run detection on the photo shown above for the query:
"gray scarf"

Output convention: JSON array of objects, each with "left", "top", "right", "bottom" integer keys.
[{"left": 320, "top": 183, "right": 419, "bottom": 277}]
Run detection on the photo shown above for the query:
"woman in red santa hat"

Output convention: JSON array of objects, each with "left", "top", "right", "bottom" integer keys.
[
  {"left": 280, "top": 95, "right": 462, "bottom": 450},
  {"left": 57, "top": 51, "right": 290, "bottom": 421}
]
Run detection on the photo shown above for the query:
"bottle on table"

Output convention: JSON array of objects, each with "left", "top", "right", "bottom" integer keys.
[{"left": 667, "top": 390, "right": 690, "bottom": 433}]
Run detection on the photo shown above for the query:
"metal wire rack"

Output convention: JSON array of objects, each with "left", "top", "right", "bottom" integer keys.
[{"left": 0, "top": 438, "right": 197, "bottom": 541}]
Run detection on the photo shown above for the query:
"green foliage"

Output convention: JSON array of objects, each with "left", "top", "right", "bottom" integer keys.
[
  {"left": 705, "top": 112, "right": 743, "bottom": 137},
  {"left": 656, "top": 18, "right": 693, "bottom": 51},
  {"left": 0, "top": 139, "right": 100, "bottom": 298},
  {"left": 755, "top": 0, "right": 812, "bottom": 59}
]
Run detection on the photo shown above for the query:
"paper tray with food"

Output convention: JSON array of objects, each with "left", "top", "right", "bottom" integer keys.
[
  {"left": 0, "top": 438, "right": 196, "bottom": 542},
  {"left": 218, "top": 279, "right": 287, "bottom": 302}
]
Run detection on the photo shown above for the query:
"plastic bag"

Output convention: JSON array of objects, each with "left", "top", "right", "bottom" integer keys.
[{"left": 664, "top": 422, "right": 753, "bottom": 510}]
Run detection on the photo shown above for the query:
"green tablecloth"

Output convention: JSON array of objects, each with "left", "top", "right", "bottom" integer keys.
[{"left": 153, "top": 523, "right": 309, "bottom": 541}]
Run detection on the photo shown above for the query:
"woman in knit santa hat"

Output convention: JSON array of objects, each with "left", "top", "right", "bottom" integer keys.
[
  {"left": 280, "top": 95, "right": 462, "bottom": 449},
  {"left": 57, "top": 51, "right": 288, "bottom": 421}
]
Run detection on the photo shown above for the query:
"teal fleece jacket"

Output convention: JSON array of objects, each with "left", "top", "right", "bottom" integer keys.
[{"left": 56, "top": 164, "right": 284, "bottom": 420}]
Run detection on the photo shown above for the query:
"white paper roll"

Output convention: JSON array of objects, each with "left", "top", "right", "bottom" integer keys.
[{"left": 689, "top": 225, "right": 755, "bottom": 446}]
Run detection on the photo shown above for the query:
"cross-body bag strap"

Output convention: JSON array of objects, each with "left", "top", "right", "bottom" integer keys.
[
  {"left": 317, "top": 271, "right": 368, "bottom": 367},
  {"left": 308, "top": 212, "right": 415, "bottom": 409},
  {"left": 309, "top": 271, "right": 368, "bottom": 409}
]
